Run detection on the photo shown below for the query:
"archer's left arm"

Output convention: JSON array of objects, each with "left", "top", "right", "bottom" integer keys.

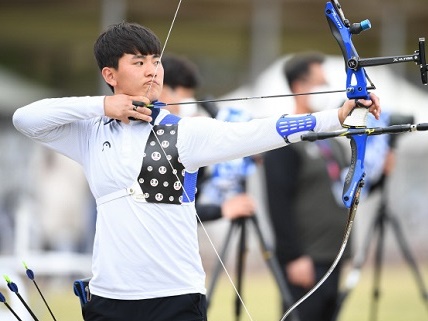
[{"left": 178, "top": 107, "right": 351, "bottom": 171}]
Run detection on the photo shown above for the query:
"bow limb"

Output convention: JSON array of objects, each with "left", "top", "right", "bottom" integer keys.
[
  {"left": 342, "top": 133, "right": 366, "bottom": 207},
  {"left": 325, "top": 1, "right": 373, "bottom": 100}
]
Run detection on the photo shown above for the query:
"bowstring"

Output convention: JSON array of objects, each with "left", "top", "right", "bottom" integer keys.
[
  {"left": 144, "top": 1, "right": 255, "bottom": 320},
  {"left": 144, "top": 0, "right": 182, "bottom": 96}
]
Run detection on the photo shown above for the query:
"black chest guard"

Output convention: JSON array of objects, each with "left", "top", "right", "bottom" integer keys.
[{"left": 138, "top": 123, "right": 185, "bottom": 204}]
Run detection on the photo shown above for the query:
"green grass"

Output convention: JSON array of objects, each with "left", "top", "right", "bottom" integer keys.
[
  {"left": 5, "top": 263, "right": 427, "bottom": 321},
  {"left": 338, "top": 264, "right": 428, "bottom": 321},
  {"left": 207, "top": 264, "right": 428, "bottom": 321}
]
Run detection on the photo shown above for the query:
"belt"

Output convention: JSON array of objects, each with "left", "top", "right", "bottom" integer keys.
[{"left": 96, "top": 183, "right": 147, "bottom": 206}]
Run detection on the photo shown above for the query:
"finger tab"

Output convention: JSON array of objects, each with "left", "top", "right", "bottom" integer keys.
[{"left": 132, "top": 100, "right": 146, "bottom": 107}]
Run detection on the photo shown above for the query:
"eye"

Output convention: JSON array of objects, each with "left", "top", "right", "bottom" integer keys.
[
  {"left": 135, "top": 61, "right": 144, "bottom": 66},
  {"left": 154, "top": 60, "right": 161, "bottom": 66}
]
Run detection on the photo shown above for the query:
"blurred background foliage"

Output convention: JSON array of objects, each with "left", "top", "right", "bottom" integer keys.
[{"left": 0, "top": 0, "right": 427, "bottom": 97}]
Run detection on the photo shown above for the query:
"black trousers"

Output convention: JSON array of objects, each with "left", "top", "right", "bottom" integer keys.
[
  {"left": 83, "top": 293, "right": 207, "bottom": 321},
  {"left": 283, "top": 263, "right": 341, "bottom": 321}
]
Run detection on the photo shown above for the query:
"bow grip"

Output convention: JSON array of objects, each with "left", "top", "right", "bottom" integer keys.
[
  {"left": 342, "top": 133, "right": 367, "bottom": 208},
  {"left": 343, "top": 104, "right": 369, "bottom": 128}
]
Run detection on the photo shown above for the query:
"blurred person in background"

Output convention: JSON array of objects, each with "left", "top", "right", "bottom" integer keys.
[
  {"left": 263, "top": 52, "right": 388, "bottom": 321},
  {"left": 0, "top": 191, "right": 17, "bottom": 254},
  {"left": 159, "top": 53, "right": 256, "bottom": 222},
  {"left": 31, "top": 146, "right": 95, "bottom": 253}
]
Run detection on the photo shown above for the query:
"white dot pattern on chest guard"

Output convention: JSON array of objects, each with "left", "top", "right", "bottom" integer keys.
[{"left": 137, "top": 124, "right": 185, "bottom": 204}]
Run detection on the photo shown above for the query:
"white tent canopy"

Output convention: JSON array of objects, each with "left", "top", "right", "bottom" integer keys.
[{"left": 0, "top": 66, "right": 57, "bottom": 116}]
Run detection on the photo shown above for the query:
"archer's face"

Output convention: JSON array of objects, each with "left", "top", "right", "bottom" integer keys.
[{"left": 105, "top": 53, "right": 164, "bottom": 101}]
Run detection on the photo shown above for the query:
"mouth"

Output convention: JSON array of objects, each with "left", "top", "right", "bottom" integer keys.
[
  {"left": 145, "top": 80, "right": 159, "bottom": 87},
  {"left": 141, "top": 81, "right": 161, "bottom": 98}
]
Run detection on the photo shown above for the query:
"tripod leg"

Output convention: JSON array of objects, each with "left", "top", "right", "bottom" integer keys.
[
  {"left": 206, "top": 221, "right": 236, "bottom": 308},
  {"left": 388, "top": 211, "right": 428, "bottom": 309},
  {"left": 369, "top": 204, "right": 387, "bottom": 321},
  {"left": 249, "top": 215, "right": 300, "bottom": 321},
  {"left": 235, "top": 218, "right": 247, "bottom": 321}
]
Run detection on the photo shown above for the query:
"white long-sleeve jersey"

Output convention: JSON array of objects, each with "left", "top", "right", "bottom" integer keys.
[{"left": 13, "top": 96, "right": 341, "bottom": 300}]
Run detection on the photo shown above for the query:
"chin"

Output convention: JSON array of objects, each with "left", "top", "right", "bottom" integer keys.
[{"left": 147, "top": 91, "right": 161, "bottom": 102}]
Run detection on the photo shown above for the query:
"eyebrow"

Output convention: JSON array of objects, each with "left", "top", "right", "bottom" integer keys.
[
  {"left": 132, "top": 54, "right": 146, "bottom": 59},
  {"left": 132, "top": 54, "right": 161, "bottom": 59}
]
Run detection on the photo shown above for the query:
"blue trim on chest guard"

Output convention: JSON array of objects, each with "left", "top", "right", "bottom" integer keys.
[
  {"left": 158, "top": 113, "right": 198, "bottom": 204},
  {"left": 276, "top": 114, "right": 316, "bottom": 143},
  {"left": 160, "top": 114, "right": 181, "bottom": 125},
  {"left": 182, "top": 171, "right": 198, "bottom": 203}
]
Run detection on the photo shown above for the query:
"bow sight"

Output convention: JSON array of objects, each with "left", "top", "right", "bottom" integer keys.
[
  {"left": 326, "top": 0, "right": 428, "bottom": 98},
  {"left": 352, "top": 37, "right": 427, "bottom": 85}
]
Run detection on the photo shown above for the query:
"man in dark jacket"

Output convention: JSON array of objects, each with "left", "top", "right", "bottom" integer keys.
[{"left": 264, "top": 52, "right": 350, "bottom": 321}]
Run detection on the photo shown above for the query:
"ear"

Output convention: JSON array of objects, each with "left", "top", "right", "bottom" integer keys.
[
  {"left": 290, "top": 80, "right": 303, "bottom": 94},
  {"left": 101, "top": 67, "right": 117, "bottom": 88}
]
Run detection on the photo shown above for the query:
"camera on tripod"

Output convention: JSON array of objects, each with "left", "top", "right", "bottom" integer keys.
[{"left": 387, "top": 113, "right": 414, "bottom": 149}]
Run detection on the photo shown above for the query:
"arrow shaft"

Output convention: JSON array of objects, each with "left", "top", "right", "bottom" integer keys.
[
  {"left": 33, "top": 281, "right": 57, "bottom": 321},
  {"left": 3, "top": 302, "right": 23, "bottom": 321},
  {"left": 160, "top": 88, "right": 347, "bottom": 107},
  {"left": 15, "top": 293, "right": 39, "bottom": 321}
]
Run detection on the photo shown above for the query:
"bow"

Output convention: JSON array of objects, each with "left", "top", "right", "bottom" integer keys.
[{"left": 281, "top": 1, "right": 427, "bottom": 320}]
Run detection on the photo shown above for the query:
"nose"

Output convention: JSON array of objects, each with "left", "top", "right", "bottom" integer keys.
[
  {"left": 145, "top": 64, "right": 156, "bottom": 77},
  {"left": 146, "top": 60, "right": 161, "bottom": 78}
]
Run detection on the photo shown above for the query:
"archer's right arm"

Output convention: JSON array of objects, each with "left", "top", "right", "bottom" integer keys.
[{"left": 12, "top": 96, "right": 105, "bottom": 162}]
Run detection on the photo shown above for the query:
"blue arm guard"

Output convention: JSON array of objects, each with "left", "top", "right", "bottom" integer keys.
[{"left": 276, "top": 114, "right": 316, "bottom": 143}]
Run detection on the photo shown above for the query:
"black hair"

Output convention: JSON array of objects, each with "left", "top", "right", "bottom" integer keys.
[
  {"left": 94, "top": 22, "right": 162, "bottom": 71},
  {"left": 283, "top": 52, "right": 325, "bottom": 88},
  {"left": 162, "top": 54, "right": 201, "bottom": 90}
]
